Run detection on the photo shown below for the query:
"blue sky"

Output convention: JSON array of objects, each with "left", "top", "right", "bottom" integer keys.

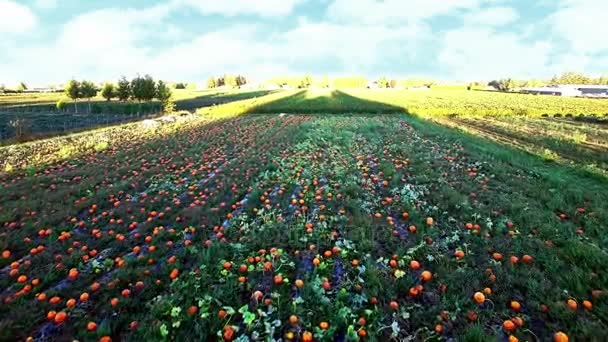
[{"left": 1, "top": 0, "right": 607, "bottom": 86}]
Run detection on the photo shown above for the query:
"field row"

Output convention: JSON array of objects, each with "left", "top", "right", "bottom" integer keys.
[{"left": 1, "top": 113, "right": 607, "bottom": 341}]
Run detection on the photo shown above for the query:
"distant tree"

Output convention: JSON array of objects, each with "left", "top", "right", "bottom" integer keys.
[
  {"left": 187, "top": 82, "right": 197, "bottom": 90},
  {"left": 488, "top": 80, "right": 501, "bottom": 90},
  {"left": 377, "top": 76, "right": 389, "bottom": 88},
  {"left": 550, "top": 72, "right": 592, "bottom": 85},
  {"left": 117, "top": 76, "right": 131, "bottom": 101},
  {"left": 236, "top": 75, "right": 247, "bottom": 86},
  {"left": 65, "top": 79, "right": 81, "bottom": 113},
  {"left": 0, "top": 84, "right": 5, "bottom": 94},
  {"left": 131, "top": 75, "right": 145, "bottom": 102},
  {"left": 156, "top": 80, "right": 175, "bottom": 114},
  {"left": 596, "top": 76, "right": 608, "bottom": 85},
  {"left": 141, "top": 75, "right": 156, "bottom": 101},
  {"left": 206, "top": 77, "right": 217, "bottom": 89},
  {"left": 173, "top": 82, "right": 186, "bottom": 89},
  {"left": 524, "top": 79, "right": 545, "bottom": 88},
  {"left": 497, "top": 78, "right": 518, "bottom": 91},
  {"left": 80, "top": 81, "right": 98, "bottom": 113},
  {"left": 16, "top": 82, "right": 27, "bottom": 93},
  {"left": 225, "top": 74, "right": 238, "bottom": 88},
  {"left": 389, "top": 80, "right": 398, "bottom": 88},
  {"left": 101, "top": 83, "right": 115, "bottom": 101},
  {"left": 300, "top": 74, "right": 313, "bottom": 88},
  {"left": 216, "top": 76, "right": 225, "bottom": 87}
]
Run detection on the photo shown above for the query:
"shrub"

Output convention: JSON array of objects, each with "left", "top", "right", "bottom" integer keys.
[{"left": 56, "top": 99, "right": 67, "bottom": 111}]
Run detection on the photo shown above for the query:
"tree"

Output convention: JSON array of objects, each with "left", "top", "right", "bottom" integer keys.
[
  {"left": 65, "top": 79, "right": 81, "bottom": 113},
  {"left": 524, "top": 79, "right": 545, "bottom": 88},
  {"left": 225, "top": 74, "right": 238, "bottom": 88},
  {"left": 16, "top": 82, "right": 27, "bottom": 93},
  {"left": 187, "top": 82, "right": 197, "bottom": 90},
  {"left": 216, "top": 76, "right": 225, "bottom": 87},
  {"left": 0, "top": 84, "right": 5, "bottom": 94},
  {"left": 236, "top": 75, "right": 247, "bottom": 86},
  {"left": 117, "top": 76, "right": 131, "bottom": 101},
  {"left": 488, "top": 80, "right": 501, "bottom": 90},
  {"left": 389, "top": 80, "right": 398, "bottom": 88},
  {"left": 101, "top": 83, "right": 115, "bottom": 101},
  {"left": 596, "top": 76, "right": 608, "bottom": 85},
  {"left": 377, "top": 76, "right": 389, "bottom": 88},
  {"left": 156, "top": 80, "right": 175, "bottom": 114},
  {"left": 499, "top": 78, "right": 518, "bottom": 91},
  {"left": 142, "top": 75, "right": 156, "bottom": 101},
  {"left": 300, "top": 74, "right": 312, "bottom": 88},
  {"left": 131, "top": 75, "right": 145, "bottom": 102},
  {"left": 550, "top": 72, "right": 592, "bottom": 85},
  {"left": 173, "top": 82, "right": 186, "bottom": 89},
  {"left": 80, "top": 81, "right": 98, "bottom": 113},
  {"left": 206, "top": 77, "right": 217, "bottom": 89}
]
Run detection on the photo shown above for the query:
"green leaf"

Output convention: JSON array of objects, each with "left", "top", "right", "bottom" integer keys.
[
  {"left": 160, "top": 324, "right": 169, "bottom": 337},
  {"left": 243, "top": 311, "right": 256, "bottom": 327}
]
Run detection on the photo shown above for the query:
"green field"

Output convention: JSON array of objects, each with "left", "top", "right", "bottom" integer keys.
[
  {"left": 195, "top": 89, "right": 608, "bottom": 117},
  {"left": 0, "top": 90, "right": 278, "bottom": 143},
  {"left": 0, "top": 89, "right": 607, "bottom": 341}
]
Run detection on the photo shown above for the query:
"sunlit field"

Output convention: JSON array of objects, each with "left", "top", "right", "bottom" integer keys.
[{"left": 1, "top": 90, "right": 607, "bottom": 341}]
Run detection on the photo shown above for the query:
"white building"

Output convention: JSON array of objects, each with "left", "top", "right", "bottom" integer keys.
[{"left": 522, "top": 84, "right": 608, "bottom": 97}]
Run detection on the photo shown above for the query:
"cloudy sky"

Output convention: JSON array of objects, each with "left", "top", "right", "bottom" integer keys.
[{"left": 1, "top": 0, "right": 607, "bottom": 86}]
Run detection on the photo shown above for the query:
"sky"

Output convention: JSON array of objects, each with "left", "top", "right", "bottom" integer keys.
[{"left": 0, "top": 0, "right": 607, "bottom": 86}]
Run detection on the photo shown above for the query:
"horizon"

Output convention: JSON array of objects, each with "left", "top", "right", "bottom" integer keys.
[{"left": 1, "top": 0, "right": 607, "bottom": 87}]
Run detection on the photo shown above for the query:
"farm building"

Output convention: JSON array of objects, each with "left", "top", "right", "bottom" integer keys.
[
  {"left": 567, "top": 85, "right": 608, "bottom": 97},
  {"left": 522, "top": 84, "right": 608, "bottom": 97}
]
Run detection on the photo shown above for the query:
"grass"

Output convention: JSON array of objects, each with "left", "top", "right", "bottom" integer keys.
[{"left": 0, "top": 90, "right": 607, "bottom": 341}]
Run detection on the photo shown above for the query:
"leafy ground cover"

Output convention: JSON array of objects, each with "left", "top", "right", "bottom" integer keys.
[{"left": 1, "top": 91, "right": 607, "bottom": 341}]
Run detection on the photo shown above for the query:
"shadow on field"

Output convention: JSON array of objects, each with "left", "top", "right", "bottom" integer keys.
[
  {"left": 233, "top": 89, "right": 608, "bottom": 183},
  {"left": 175, "top": 90, "right": 280, "bottom": 111},
  {"left": 243, "top": 90, "right": 409, "bottom": 114}
]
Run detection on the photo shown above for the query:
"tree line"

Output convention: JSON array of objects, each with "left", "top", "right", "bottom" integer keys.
[
  {"left": 63, "top": 75, "right": 174, "bottom": 114},
  {"left": 489, "top": 72, "right": 608, "bottom": 92},
  {"left": 206, "top": 74, "right": 248, "bottom": 89}
]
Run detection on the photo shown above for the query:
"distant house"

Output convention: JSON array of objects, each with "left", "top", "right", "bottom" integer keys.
[
  {"left": 23, "top": 87, "right": 57, "bottom": 93},
  {"left": 522, "top": 84, "right": 608, "bottom": 97}
]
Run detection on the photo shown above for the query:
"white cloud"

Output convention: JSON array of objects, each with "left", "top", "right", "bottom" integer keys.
[
  {"left": 181, "top": 0, "right": 305, "bottom": 17},
  {"left": 549, "top": 0, "right": 608, "bottom": 54},
  {"left": 276, "top": 21, "right": 429, "bottom": 74},
  {"left": 438, "top": 27, "right": 553, "bottom": 79},
  {"left": 327, "top": 0, "right": 488, "bottom": 24},
  {"left": 464, "top": 6, "right": 519, "bottom": 26},
  {"left": 34, "top": 0, "right": 57, "bottom": 9},
  {"left": 0, "top": 0, "right": 36, "bottom": 33},
  {"left": 2, "top": 0, "right": 607, "bottom": 86}
]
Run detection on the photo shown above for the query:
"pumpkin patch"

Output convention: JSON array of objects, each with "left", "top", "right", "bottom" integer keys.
[{"left": 0, "top": 112, "right": 606, "bottom": 341}]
